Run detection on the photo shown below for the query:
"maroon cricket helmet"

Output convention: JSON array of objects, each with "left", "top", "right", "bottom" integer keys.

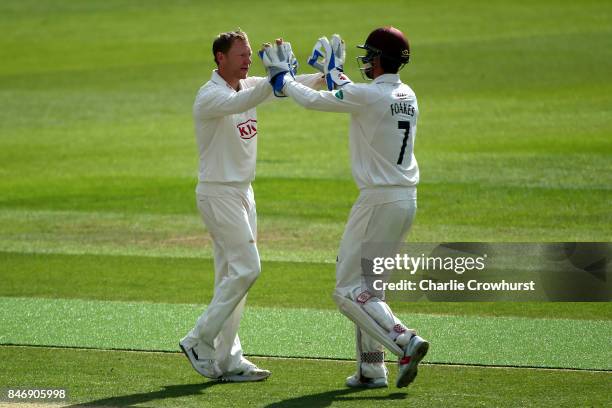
[{"left": 357, "top": 26, "right": 410, "bottom": 66}]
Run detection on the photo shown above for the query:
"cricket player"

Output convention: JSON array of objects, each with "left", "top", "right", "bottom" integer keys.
[
  {"left": 260, "top": 27, "right": 429, "bottom": 388},
  {"left": 180, "top": 30, "right": 323, "bottom": 382}
]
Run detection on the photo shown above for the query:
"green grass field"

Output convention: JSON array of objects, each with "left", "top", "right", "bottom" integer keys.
[{"left": 1, "top": 0, "right": 611, "bottom": 407}]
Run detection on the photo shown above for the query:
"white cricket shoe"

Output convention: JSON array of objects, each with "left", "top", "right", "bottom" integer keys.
[
  {"left": 179, "top": 341, "right": 221, "bottom": 379},
  {"left": 346, "top": 373, "right": 388, "bottom": 389},
  {"left": 220, "top": 358, "right": 271, "bottom": 382},
  {"left": 396, "top": 335, "right": 429, "bottom": 388}
]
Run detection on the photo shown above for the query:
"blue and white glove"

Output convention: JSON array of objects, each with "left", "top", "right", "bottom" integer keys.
[
  {"left": 307, "top": 34, "right": 351, "bottom": 90},
  {"left": 307, "top": 36, "right": 330, "bottom": 73},
  {"left": 288, "top": 48, "right": 298, "bottom": 78},
  {"left": 259, "top": 41, "right": 297, "bottom": 97}
]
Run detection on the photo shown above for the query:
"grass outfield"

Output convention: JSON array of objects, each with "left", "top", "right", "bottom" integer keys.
[
  {"left": 1, "top": 0, "right": 611, "bottom": 407},
  {"left": 1, "top": 0, "right": 611, "bottom": 247},
  {"left": 2, "top": 297, "right": 611, "bottom": 370},
  {"left": 3, "top": 251, "right": 612, "bottom": 319},
  {"left": 2, "top": 347, "right": 610, "bottom": 408}
]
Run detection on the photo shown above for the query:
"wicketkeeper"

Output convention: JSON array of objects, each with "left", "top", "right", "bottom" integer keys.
[{"left": 259, "top": 27, "right": 429, "bottom": 389}]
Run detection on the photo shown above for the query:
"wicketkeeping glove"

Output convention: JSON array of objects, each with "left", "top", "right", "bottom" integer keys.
[
  {"left": 307, "top": 34, "right": 351, "bottom": 90},
  {"left": 289, "top": 49, "right": 298, "bottom": 77},
  {"left": 259, "top": 41, "right": 297, "bottom": 97},
  {"left": 307, "top": 36, "right": 331, "bottom": 73}
]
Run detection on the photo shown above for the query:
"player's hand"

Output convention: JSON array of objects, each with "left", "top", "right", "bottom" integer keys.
[
  {"left": 330, "top": 34, "right": 346, "bottom": 70},
  {"left": 283, "top": 39, "right": 298, "bottom": 78},
  {"left": 326, "top": 34, "right": 351, "bottom": 90},
  {"left": 307, "top": 36, "right": 331, "bottom": 73},
  {"left": 259, "top": 39, "right": 297, "bottom": 97},
  {"left": 307, "top": 34, "right": 351, "bottom": 90}
]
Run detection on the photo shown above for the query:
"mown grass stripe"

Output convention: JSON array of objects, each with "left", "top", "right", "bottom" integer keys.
[
  {"left": 3, "top": 345, "right": 611, "bottom": 408},
  {"left": 2, "top": 343, "right": 610, "bottom": 373},
  {"left": 1, "top": 297, "right": 610, "bottom": 370},
  {"left": 3, "top": 250, "right": 612, "bottom": 320}
]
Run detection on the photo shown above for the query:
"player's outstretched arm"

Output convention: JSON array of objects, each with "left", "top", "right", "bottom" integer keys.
[
  {"left": 260, "top": 39, "right": 363, "bottom": 113},
  {"left": 283, "top": 78, "right": 364, "bottom": 113},
  {"left": 195, "top": 80, "right": 272, "bottom": 119}
]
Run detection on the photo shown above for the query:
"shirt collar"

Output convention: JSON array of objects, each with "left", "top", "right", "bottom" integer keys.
[
  {"left": 211, "top": 70, "right": 242, "bottom": 91},
  {"left": 373, "top": 73, "right": 401, "bottom": 84}
]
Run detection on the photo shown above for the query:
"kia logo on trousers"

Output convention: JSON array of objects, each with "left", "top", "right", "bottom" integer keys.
[{"left": 237, "top": 119, "right": 257, "bottom": 139}]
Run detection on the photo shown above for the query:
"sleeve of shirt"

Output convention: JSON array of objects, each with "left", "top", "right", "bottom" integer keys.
[
  {"left": 294, "top": 73, "right": 326, "bottom": 90},
  {"left": 283, "top": 78, "right": 370, "bottom": 114},
  {"left": 196, "top": 77, "right": 272, "bottom": 119},
  {"left": 259, "top": 73, "right": 325, "bottom": 104}
]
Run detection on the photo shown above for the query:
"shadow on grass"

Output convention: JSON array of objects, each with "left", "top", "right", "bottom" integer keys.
[
  {"left": 65, "top": 381, "right": 407, "bottom": 407},
  {"left": 66, "top": 381, "right": 222, "bottom": 407},
  {"left": 263, "top": 388, "right": 407, "bottom": 408}
]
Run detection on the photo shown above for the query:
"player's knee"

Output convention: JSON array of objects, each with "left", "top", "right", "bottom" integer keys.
[
  {"left": 251, "top": 263, "right": 262, "bottom": 281},
  {"left": 230, "top": 260, "right": 260, "bottom": 287},
  {"left": 241, "top": 263, "right": 261, "bottom": 284},
  {"left": 232, "top": 245, "right": 261, "bottom": 284},
  {"left": 332, "top": 289, "right": 352, "bottom": 310},
  {"left": 332, "top": 290, "right": 342, "bottom": 308}
]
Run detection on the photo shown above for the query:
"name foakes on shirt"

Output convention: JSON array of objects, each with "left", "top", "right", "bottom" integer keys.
[{"left": 390, "top": 100, "right": 416, "bottom": 117}]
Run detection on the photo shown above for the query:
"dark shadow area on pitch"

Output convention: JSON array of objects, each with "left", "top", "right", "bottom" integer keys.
[
  {"left": 264, "top": 388, "right": 407, "bottom": 408},
  {"left": 66, "top": 381, "right": 224, "bottom": 407}
]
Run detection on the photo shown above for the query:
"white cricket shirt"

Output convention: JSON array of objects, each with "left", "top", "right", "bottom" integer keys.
[
  {"left": 283, "top": 74, "right": 419, "bottom": 191},
  {"left": 194, "top": 71, "right": 323, "bottom": 189}
]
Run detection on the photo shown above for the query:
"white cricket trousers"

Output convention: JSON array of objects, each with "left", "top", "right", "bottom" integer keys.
[
  {"left": 335, "top": 186, "right": 417, "bottom": 378},
  {"left": 184, "top": 182, "right": 260, "bottom": 374}
]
